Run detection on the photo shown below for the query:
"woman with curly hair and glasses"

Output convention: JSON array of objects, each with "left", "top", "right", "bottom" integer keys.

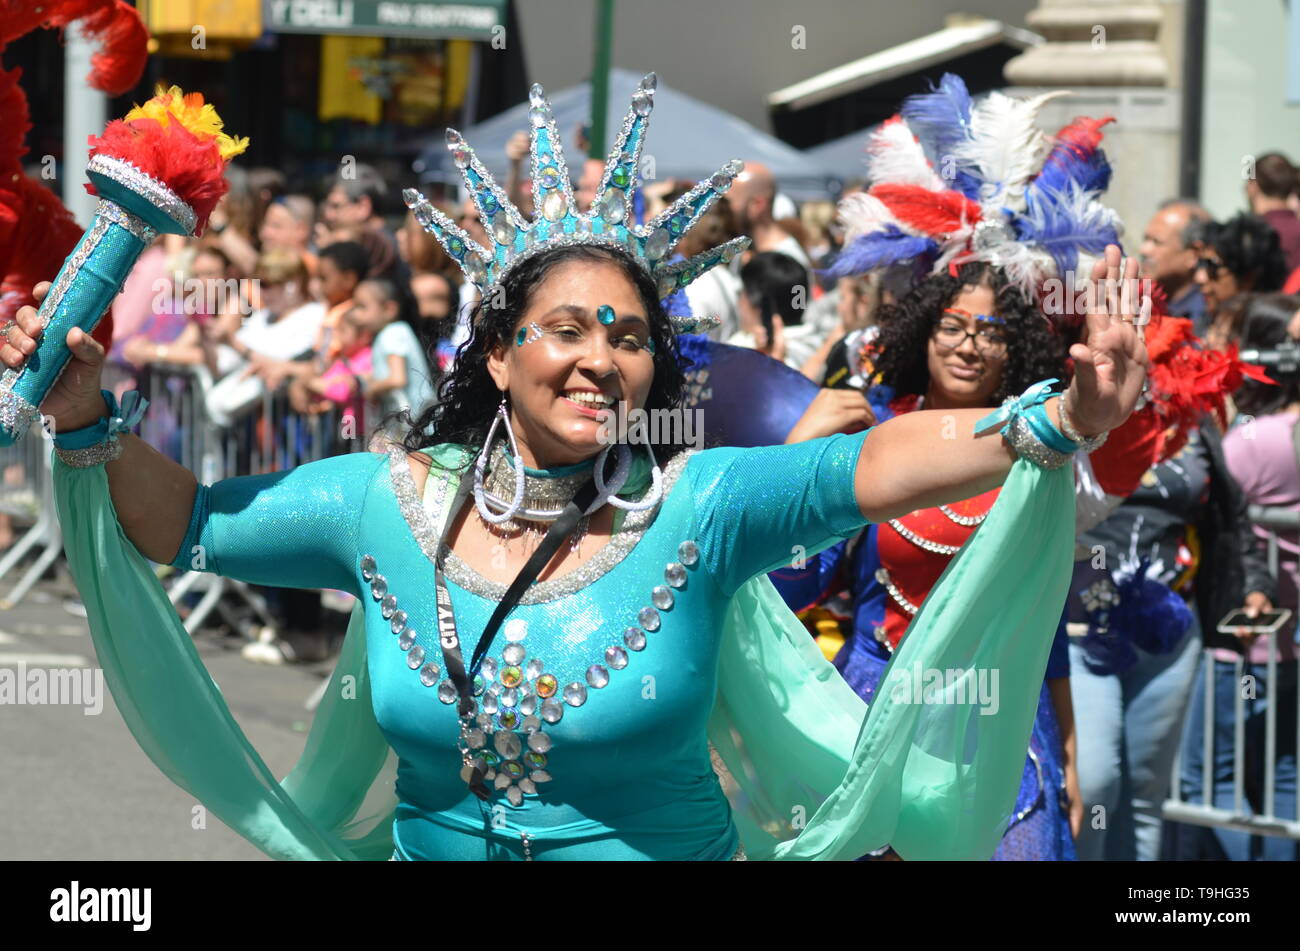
[
  {"left": 19, "top": 76, "right": 1145, "bottom": 861},
  {"left": 778, "top": 260, "right": 1085, "bottom": 860}
]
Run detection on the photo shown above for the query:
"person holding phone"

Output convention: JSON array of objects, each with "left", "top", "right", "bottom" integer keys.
[
  {"left": 1067, "top": 405, "right": 1277, "bottom": 861},
  {"left": 1173, "top": 294, "right": 1300, "bottom": 860}
]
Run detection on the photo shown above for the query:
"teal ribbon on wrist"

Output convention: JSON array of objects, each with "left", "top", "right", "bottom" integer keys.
[
  {"left": 53, "top": 389, "right": 149, "bottom": 449},
  {"left": 974, "top": 379, "right": 1061, "bottom": 437},
  {"left": 973, "top": 378, "right": 1079, "bottom": 452},
  {"left": 1023, "top": 402, "right": 1078, "bottom": 453}
]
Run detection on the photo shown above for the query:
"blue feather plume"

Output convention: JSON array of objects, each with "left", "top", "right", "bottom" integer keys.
[
  {"left": 824, "top": 226, "right": 939, "bottom": 278},
  {"left": 899, "top": 73, "right": 982, "bottom": 199},
  {"left": 1015, "top": 183, "right": 1120, "bottom": 279},
  {"left": 1116, "top": 564, "right": 1194, "bottom": 656},
  {"left": 675, "top": 332, "right": 711, "bottom": 372},
  {"left": 1030, "top": 143, "right": 1112, "bottom": 199},
  {"left": 1079, "top": 561, "right": 1194, "bottom": 675}
]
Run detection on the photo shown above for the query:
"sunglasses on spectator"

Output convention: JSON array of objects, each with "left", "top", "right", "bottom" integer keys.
[{"left": 1196, "top": 257, "right": 1223, "bottom": 278}]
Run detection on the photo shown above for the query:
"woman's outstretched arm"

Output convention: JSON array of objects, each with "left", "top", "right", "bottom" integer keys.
[{"left": 854, "top": 245, "right": 1149, "bottom": 521}]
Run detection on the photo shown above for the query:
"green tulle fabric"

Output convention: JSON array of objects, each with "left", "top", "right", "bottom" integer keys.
[{"left": 52, "top": 441, "right": 1072, "bottom": 861}]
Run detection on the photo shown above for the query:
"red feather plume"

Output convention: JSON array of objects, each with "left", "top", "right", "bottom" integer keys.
[
  {"left": 0, "top": 0, "right": 150, "bottom": 345},
  {"left": 0, "top": 0, "right": 145, "bottom": 95},
  {"left": 86, "top": 118, "right": 231, "bottom": 234},
  {"left": 870, "top": 183, "right": 982, "bottom": 237}
]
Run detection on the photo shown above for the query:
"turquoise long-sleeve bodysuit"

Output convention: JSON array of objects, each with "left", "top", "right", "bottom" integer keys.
[{"left": 167, "top": 432, "right": 871, "bottom": 860}]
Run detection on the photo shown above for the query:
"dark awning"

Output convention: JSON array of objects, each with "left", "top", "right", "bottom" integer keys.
[{"left": 263, "top": 0, "right": 506, "bottom": 40}]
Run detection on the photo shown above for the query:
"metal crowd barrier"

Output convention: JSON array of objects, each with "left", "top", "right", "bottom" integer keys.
[
  {"left": 1164, "top": 504, "right": 1300, "bottom": 842},
  {"left": 0, "top": 425, "right": 63, "bottom": 607}
]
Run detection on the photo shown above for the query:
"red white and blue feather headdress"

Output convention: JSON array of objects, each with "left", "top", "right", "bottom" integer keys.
[{"left": 831, "top": 73, "right": 1121, "bottom": 302}]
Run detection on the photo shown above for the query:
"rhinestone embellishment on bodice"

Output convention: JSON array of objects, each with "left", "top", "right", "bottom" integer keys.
[{"left": 362, "top": 537, "right": 702, "bottom": 806}]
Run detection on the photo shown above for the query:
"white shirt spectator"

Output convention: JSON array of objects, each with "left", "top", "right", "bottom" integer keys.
[{"left": 207, "top": 302, "right": 326, "bottom": 426}]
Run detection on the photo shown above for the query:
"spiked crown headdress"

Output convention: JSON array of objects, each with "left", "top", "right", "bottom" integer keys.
[{"left": 402, "top": 73, "right": 750, "bottom": 335}]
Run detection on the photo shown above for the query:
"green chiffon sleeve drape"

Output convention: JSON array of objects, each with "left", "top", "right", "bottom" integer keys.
[{"left": 52, "top": 442, "right": 1072, "bottom": 860}]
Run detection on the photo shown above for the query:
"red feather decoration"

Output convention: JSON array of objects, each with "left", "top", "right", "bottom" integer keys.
[
  {"left": 1144, "top": 311, "right": 1270, "bottom": 436},
  {"left": 0, "top": 0, "right": 151, "bottom": 346},
  {"left": 0, "top": 177, "right": 88, "bottom": 331},
  {"left": 86, "top": 118, "right": 232, "bottom": 233},
  {"left": 0, "top": 0, "right": 145, "bottom": 95},
  {"left": 870, "top": 183, "right": 982, "bottom": 237},
  {"left": 1050, "top": 116, "right": 1114, "bottom": 157}
]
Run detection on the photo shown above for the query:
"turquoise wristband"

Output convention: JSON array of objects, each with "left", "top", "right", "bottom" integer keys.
[
  {"left": 52, "top": 389, "right": 149, "bottom": 449},
  {"left": 1023, "top": 402, "right": 1078, "bottom": 454}
]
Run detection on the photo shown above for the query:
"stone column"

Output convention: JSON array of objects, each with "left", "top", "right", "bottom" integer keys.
[
  {"left": 1004, "top": 0, "right": 1187, "bottom": 249},
  {"left": 1004, "top": 0, "right": 1169, "bottom": 87}
]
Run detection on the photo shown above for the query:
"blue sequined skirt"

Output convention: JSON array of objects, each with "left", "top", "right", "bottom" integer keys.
[{"left": 836, "top": 635, "right": 1077, "bottom": 861}]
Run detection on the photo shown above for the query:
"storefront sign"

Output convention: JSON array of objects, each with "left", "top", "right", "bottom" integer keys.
[{"left": 264, "top": 0, "right": 505, "bottom": 39}]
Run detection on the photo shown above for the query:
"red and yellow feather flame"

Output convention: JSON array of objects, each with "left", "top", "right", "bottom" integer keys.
[{"left": 86, "top": 84, "right": 249, "bottom": 234}]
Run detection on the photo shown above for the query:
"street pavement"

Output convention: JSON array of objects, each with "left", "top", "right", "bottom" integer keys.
[{"left": 0, "top": 572, "right": 344, "bottom": 860}]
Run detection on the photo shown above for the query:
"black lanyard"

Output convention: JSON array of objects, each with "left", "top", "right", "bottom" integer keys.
[{"left": 432, "top": 468, "right": 601, "bottom": 715}]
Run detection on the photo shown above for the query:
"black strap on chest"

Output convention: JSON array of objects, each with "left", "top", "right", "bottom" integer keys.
[{"left": 431, "top": 467, "right": 602, "bottom": 714}]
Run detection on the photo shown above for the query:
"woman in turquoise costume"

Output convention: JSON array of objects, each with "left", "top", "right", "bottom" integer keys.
[{"left": 13, "top": 76, "right": 1147, "bottom": 861}]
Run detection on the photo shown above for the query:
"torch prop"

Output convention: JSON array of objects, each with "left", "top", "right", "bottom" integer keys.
[{"left": 0, "top": 85, "right": 247, "bottom": 445}]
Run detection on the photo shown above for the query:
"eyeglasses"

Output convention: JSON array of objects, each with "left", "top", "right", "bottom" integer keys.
[
  {"left": 1196, "top": 257, "right": 1223, "bottom": 279},
  {"left": 933, "top": 310, "right": 1008, "bottom": 356}
]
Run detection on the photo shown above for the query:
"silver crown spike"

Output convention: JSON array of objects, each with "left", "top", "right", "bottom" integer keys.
[
  {"left": 405, "top": 74, "right": 748, "bottom": 315},
  {"left": 446, "top": 128, "right": 472, "bottom": 169}
]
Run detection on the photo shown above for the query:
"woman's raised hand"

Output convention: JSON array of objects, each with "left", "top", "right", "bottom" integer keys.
[
  {"left": 786, "top": 387, "right": 877, "bottom": 443},
  {"left": 1063, "top": 244, "right": 1150, "bottom": 436},
  {"left": 4, "top": 282, "right": 110, "bottom": 434}
]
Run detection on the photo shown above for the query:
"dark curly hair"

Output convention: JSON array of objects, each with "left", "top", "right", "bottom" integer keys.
[
  {"left": 1202, "top": 213, "right": 1289, "bottom": 293},
  {"left": 391, "top": 243, "right": 689, "bottom": 470},
  {"left": 870, "top": 260, "right": 1067, "bottom": 403}
]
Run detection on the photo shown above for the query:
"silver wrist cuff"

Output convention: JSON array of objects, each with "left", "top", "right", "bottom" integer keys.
[
  {"left": 1005, "top": 414, "right": 1073, "bottom": 470},
  {"left": 1059, "top": 393, "right": 1108, "bottom": 452},
  {"left": 55, "top": 436, "right": 123, "bottom": 468}
]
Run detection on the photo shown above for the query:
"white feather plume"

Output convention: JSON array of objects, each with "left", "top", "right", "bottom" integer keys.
[
  {"left": 971, "top": 241, "right": 1056, "bottom": 302},
  {"left": 866, "top": 119, "right": 944, "bottom": 191},
  {"left": 837, "top": 192, "right": 899, "bottom": 242},
  {"left": 952, "top": 90, "right": 1066, "bottom": 210}
]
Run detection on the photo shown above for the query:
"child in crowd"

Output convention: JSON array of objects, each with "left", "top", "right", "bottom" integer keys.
[
  {"left": 409, "top": 270, "right": 458, "bottom": 372},
  {"left": 288, "top": 306, "right": 374, "bottom": 433},
  {"left": 351, "top": 278, "right": 436, "bottom": 428},
  {"left": 311, "top": 240, "right": 369, "bottom": 365}
]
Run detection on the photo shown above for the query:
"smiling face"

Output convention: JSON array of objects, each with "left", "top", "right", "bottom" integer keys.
[
  {"left": 487, "top": 259, "right": 657, "bottom": 468},
  {"left": 924, "top": 282, "right": 1007, "bottom": 408}
]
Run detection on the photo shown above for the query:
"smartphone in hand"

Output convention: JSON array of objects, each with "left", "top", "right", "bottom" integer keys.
[{"left": 1216, "top": 608, "right": 1293, "bottom": 635}]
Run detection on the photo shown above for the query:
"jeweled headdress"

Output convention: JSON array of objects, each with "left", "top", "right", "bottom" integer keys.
[
  {"left": 402, "top": 73, "right": 749, "bottom": 335},
  {"left": 830, "top": 73, "right": 1122, "bottom": 303}
]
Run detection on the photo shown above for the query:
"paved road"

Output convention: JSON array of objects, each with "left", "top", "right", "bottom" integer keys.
[{"left": 0, "top": 575, "right": 344, "bottom": 860}]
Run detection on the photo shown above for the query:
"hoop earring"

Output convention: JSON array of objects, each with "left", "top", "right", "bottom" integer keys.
[
  {"left": 594, "top": 442, "right": 663, "bottom": 512},
  {"left": 474, "top": 398, "right": 526, "bottom": 524}
]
